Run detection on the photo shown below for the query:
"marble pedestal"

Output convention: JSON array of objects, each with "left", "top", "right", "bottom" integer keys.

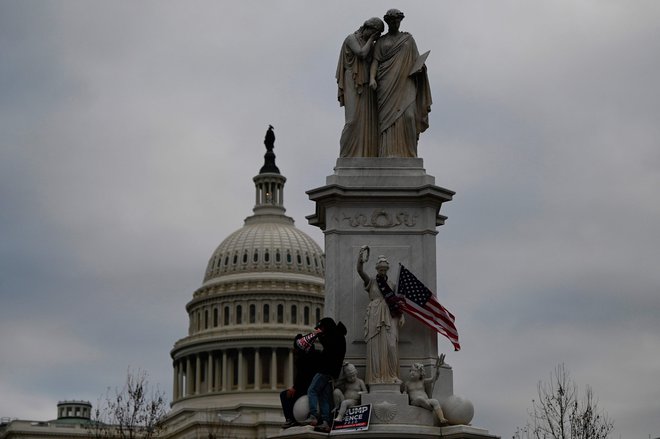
[
  {"left": 292, "top": 158, "right": 498, "bottom": 439},
  {"left": 307, "top": 158, "right": 454, "bottom": 392},
  {"left": 271, "top": 425, "right": 499, "bottom": 439}
]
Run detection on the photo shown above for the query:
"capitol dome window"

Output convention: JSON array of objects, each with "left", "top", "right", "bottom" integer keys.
[
  {"left": 236, "top": 305, "right": 243, "bottom": 324},
  {"left": 296, "top": 251, "right": 302, "bottom": 265},
  {"left": 276, "top": 249, "right": 281, "bottom": 262},
  {"left": 249, "top": 304, "right": 256, "bottom": 323},
  {"left": 264, "top": 250, "right": 270, "bottom": 262},
  {"left": 224, "top": 306, "right": 230, "bottom": 325},
  {"left": 304, "top": 306, "right": 310, "bottom": 325},
  {"left": 263, "top": 304, "right": 270, "bottom": 323},
  {"left": 242, "top": 251, "right": 248, "bottom": 264},
  {"left": 224, "top": 255, "right": 229, "bottom": 266},
  {"left": 233, "top": 253, "right": 238, "bottom": 265},
  {"left": 277, "top": 304, "right": 284, "bottom": 323},
  {"left": 253, "top": 250, "right": 259, "bottom": 263},
  {"left": 204, "top": 309, "right": 209, "bottom": 329},
  {"left": 291, "top": 305, "right": 297, "bottom": 324},
  {"left": 213, "top": 308, "right": 219, "bottom": 327},
  {"left": 286, "top": 250, "right": 292, "bottom": 264}
]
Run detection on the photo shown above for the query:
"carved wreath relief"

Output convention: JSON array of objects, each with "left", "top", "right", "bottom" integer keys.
[{"left": 343, "top": 210, "right": 417, "bottom": 228}]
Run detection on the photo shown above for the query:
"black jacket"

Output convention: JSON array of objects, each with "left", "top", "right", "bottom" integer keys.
[
  {"left": 316, "top": 318, "right": 347, "bottom": 379},
  {"left": 293, "top": 348, "right": 320, "bottom": 394}
]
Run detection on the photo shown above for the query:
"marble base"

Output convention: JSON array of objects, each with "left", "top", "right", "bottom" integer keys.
[
  {"left": 361, "top": 387, "right": 436, "bottom": 426},
  {"left": 269, "top": 423, "right": 499, "bottom": 438}
]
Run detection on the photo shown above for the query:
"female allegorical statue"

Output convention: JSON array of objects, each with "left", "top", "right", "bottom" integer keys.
[
  {"left": 357, "top": 246, "right": 405, "bottom": 384},
  {"left": 336, "top": 17, "right": 385, "bottom": 157},
  {"left": 369, "top": 9, "right": 432, "bottom": 157}
]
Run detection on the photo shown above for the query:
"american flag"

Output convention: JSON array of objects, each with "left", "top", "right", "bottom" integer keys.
[{"left": 397, "top": 265, "right": 461, "bottom": 351}]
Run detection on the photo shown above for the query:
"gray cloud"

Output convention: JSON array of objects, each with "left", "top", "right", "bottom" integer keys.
[{"left": 2, "top": 1, "right": 660, "bottom": 437}]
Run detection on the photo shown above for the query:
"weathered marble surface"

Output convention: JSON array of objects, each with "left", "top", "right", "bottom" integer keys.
[
  {"left": 369, "top": 9, "right": 432, "bottom": 158},
  {"left": 307, "top": 157, "right": 454, "bottom": 399},
  {"left": 337, "top": 18, "right": 384, "bottom": 158}
]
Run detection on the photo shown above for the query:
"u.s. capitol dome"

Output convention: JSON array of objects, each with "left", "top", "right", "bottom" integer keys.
[{"left": 165, "top": 128, "right": 324, "bottom": 439}]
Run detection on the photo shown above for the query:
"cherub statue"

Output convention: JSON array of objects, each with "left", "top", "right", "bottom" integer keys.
[
  {"left": 404, "top": 359, "right": 448, "bottom": 425},
  {"left": 333, "top": 363, "right": 367, "bottom": 422}
]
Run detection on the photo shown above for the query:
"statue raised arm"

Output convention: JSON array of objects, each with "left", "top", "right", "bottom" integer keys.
[
  {"left": 405, "top": 363, "right": 448, "bottom": 425},
  {"left": 356, "top": 245, "right": 370, "bottom": 285}
]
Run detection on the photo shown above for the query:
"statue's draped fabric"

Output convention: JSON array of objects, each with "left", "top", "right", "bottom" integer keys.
[
  {"left": 373, "top": 32, "right": 432, "bottom": 157},
  {"left": 336, "top": 33, "right": 379, "bottom": 158},
  {"left": 364, "top": 276, "right": 401, "bottom": 384}
]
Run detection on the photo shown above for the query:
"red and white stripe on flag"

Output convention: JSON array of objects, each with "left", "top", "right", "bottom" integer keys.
[{"left": 397, "top": 265, "right": 461, "bottom": 351}]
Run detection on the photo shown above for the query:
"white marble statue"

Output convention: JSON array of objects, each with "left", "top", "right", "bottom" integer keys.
[
  {"left": 333, "top": 363, "right": 368, "bottom": 421},
  {"left": 357, "top": 246, "right": 404, "bottom": 385},
  {"left": 369, "top": 9, "right": 432, "bottom": 158},
  {"left": 404, "top": 361, "right": 448, "bottom": 425},
  {"left": 337, "top": 17, "right": 384, "bottom": 158}
]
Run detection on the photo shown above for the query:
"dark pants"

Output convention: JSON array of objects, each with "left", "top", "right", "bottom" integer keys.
[{"left": 308, "top": 373, "right": 333, "bottom": 423}]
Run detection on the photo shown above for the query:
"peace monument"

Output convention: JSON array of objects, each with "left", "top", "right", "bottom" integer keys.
[{"left": 280, "top": 8, "right": 499, "bottom": 438}]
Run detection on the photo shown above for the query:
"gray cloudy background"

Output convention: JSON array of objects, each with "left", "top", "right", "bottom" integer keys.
[{"left": 1, "top": 1, "right": 659, "bottom": 437}]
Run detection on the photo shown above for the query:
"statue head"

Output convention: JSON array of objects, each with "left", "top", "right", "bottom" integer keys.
[
  {"left": 362, "top": 17, "right": 385, "bottom": 35},
  {"left": 375, "top": 256, "right": 389, "bottom": 276},
  {"left": 384, "top": 8, "right": 405, "bottom": 25},
  {"left": 409, "top": 363, "right": 426, "bottom": 380},
  {"left": 343, "top": 363, "right": 358, "bottom": 382}
]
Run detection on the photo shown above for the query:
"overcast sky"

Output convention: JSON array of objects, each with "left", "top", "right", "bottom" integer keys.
[{"left": 1, "top": 1, "right": 659, "bottom": 437}]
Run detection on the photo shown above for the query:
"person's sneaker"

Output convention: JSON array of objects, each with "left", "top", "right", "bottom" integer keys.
[
  {"left": 314, "top": 421, "right": 331, "bottom": 433},
  {"left": 301, "top": 415, "right": 318, "bottom": 426},
  {"left": 281, "top": 419, "right": 298, "bottom": 429}
]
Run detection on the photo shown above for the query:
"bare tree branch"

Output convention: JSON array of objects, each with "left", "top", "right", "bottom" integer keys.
[
  {"left": 89, "top": 368, "right": 167, "bottom": 439},
  {"left": 513, "top": 364, "right": 614, "bottom": 439}
]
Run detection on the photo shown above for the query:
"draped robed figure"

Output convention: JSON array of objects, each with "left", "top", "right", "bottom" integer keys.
[
  {"left": 370, "top": 9, "right": 432, "bottom": 158},
  {"left": 357, "top": 247, "right": 404, "bottom": 385},
  {"left": 336, "top": 17, "right": 384, "bottom": 157}
]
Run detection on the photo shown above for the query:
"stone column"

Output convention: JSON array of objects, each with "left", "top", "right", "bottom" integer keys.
[
  {"left": 172, "top": 361, "right": 178, "bottom": 400},
  {"left": 221, "top": 351, "right": 228, "bottom": 392},
  {"left": 255, "top": 349, "right": 261, "bottom": 390},
  {"left": 287, "top": 349, "right": 294, "bottom": 387},
  {"left": 207, "top": 353, "right": 214, "bottom": 393},
  {"left": 214, "top": 352, "right": 221, "bottom": 393},
  {"left": 178, "top": 362, "right": 184, "bottom": 398},
  {"left": 186, "top": 356, "right": 192, "bottom": 397},
  {"left": 195, "top": 354, "right": 201, "bottom": 395},
  {"left": 237, "top": 349, "right": 244, "bottom": 391},
  {"left": 270, "top": 349, "right": 277, "bottom": 390}
]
